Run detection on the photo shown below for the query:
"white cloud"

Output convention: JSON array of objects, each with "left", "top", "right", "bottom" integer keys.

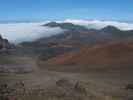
[
  {"left": 0, "top": 22, "right": 64, "bottom": 44},
  {"left": 64, "top": 19, "right": 133, "bottom": 30},
  {"left": 0, "top": 20, "right": 133, "bottom": 44}
]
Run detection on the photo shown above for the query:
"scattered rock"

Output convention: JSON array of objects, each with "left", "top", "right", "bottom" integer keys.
[
  {"left": 126, "top": 83, "right": 133, "bottom": 90},
  {"left": 74, "top": 82, "right": 87, "bottom": 95},
  {"left": 56, "top": 78, "right": 74, "bottom": 89}
]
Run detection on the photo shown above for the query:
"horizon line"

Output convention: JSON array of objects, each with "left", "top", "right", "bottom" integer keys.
[{"left": 0, "top": 19, "right": 133, "bottom": 24}]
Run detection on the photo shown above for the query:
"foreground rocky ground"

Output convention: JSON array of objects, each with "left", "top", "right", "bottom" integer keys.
[{"left": 0, "top": 61, "right": 133, "bottom": 100}]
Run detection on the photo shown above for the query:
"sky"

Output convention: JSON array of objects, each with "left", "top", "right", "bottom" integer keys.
[{"left": 0, "top": 0, "right": 132, "bottom": 21}]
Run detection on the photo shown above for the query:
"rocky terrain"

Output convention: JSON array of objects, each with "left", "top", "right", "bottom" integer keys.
[
  {"left": 0, "top": 22, "right": 133, "bottom": 100},
  {"left": 0, "top": 35, "right": 13, "bottom": 53},
  {"left": 47, "top": 41, "right": 133, "bottom": 65}
]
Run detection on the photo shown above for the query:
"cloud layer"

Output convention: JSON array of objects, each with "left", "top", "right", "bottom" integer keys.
[
  {"left": 0, "top": 22, "right": 64, "bottom": 44},
  {"left": 64, "top": 19, "right": 133, "bottom": 30},
  {"left": 0, "top": 20, "right": 133, "bottom": 44}
]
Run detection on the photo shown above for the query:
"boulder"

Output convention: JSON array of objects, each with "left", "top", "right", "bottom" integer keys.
[{"left": 0, "top": 34, "right": 13, "bottom": 53}]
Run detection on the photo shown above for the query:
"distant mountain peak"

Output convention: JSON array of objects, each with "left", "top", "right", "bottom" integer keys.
[
  {"left": 43, "top": 22, "right": 88, "bottom": 31},
  {"left": 101, "top": 25, "right": 121, "bottom": 32},
  {"left": 44, "top": 22, "right": 59, "bottom": 27}
]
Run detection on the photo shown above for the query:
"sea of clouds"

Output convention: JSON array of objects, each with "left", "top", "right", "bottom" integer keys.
[
  {"left": 64, "top": 19, "right": 133, "bottom": 30},
  {"left": 0, "top": 22, "right": 64, "bottom": 44},
  {"left": 0, "top": 19, "right": 133, "bottom": 44}
]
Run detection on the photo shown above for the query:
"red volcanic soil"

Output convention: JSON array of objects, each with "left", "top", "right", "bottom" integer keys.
[{"left": 47, "top": 41, "right": 133, "bottom": 65}]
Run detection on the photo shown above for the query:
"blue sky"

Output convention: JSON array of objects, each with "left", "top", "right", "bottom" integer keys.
[{"left": 0, "top": 0, "right": 132, "bottom": 21}]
